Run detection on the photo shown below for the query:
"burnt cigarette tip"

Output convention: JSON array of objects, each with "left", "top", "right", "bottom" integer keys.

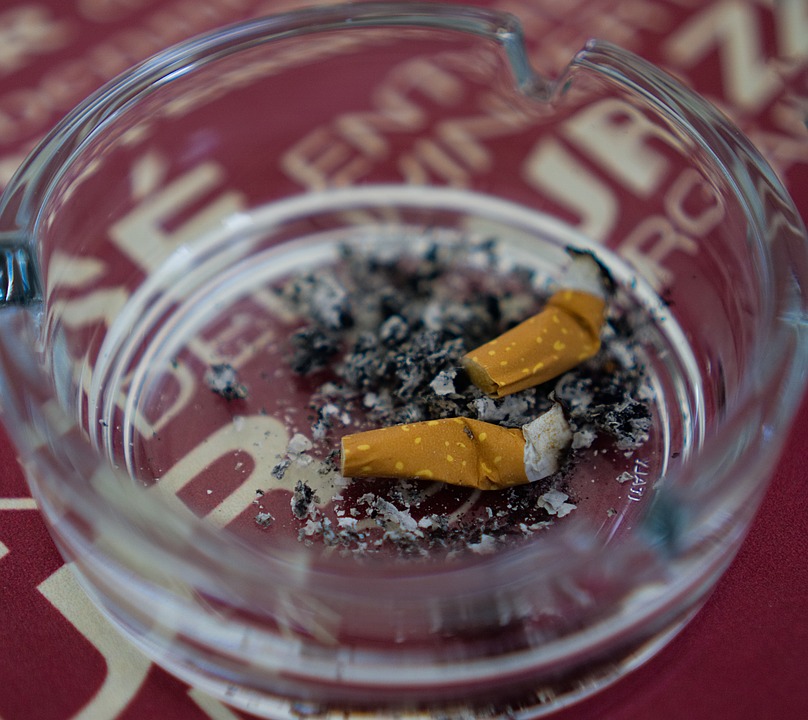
[
  {"left": 522, "top": 401, "right": 572, "bottom": 482},
  {"left": 564, "top": 247, "right": 615, "bottom": 296}
]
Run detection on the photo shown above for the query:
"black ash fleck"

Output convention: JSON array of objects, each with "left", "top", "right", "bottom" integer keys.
[
  {"left": 291, "top": 480, "right": 318, "bottom": 519},
  {"left": 271, "top": 458, "right": 291, "bottom": 481},
  {"left": 205, "top": 363, "right": 248, "bottom": 401}
]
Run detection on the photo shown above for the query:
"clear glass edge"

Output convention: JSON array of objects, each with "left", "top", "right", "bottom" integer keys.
[{"left": 0, "top": 2, "right": 805, "bottom": 690}]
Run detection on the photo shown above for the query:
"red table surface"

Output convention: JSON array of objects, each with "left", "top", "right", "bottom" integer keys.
[{"left": 1, "top": 1, "right": 807, "bottom": 718}]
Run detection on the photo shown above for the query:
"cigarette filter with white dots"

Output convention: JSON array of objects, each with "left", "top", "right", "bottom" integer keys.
[
  {"left": 340, "top": 404, "right": 572, "bottom": 490},
  {"left": 461, "top": 252, "right": 609, "bottom": 398}
]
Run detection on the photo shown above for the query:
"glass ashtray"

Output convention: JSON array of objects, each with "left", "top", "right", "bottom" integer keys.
[{"left": 0, "top": 4, "right": 806, "bottom": 718}]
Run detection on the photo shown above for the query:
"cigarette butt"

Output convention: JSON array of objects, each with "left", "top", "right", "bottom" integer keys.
[
  {"left": 462, "top": 253, "right": 609, "bottom": 398},
  {"left": 341, "top": 405, "right": 571, "bottom": 490}
]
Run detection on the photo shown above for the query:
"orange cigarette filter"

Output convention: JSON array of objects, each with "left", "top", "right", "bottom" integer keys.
[
  {"left": 461, "top": 288, "right": 606, "bottom": 398},
  {"left": 341, "top": 417, "right": 529, "bottom": 490},
  {"left": 462, "top": 251, "right": 610, "bottom": 398}
]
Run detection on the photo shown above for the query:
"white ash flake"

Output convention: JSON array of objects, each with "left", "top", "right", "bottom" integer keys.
[
  {"left": 537, "top": 489, "right": 577, "bottom": 518},
  {"left": 473, "top": 395, "right": 534, "bottom": 424},
  {"left": 272, "top": 433, "right": 318, "bottom": 482},
  {"left": 468, "top": 534, "right": 498, "bottom": 555},
  {"left": 287, "top": 433, "right": 313, "bottom": 456},
  {"left": 311, "top": 275, "right": 350, "bottom": 330},
  {"left": 519, "top": 521, "right": 552, "bottom": 535},
  {"left": 374, "top": 498, "right": 422, "bottom": 536},
  {"left": 572, "top": 428, "right": 597, "bottom": 450},
  {"left": 429, "top": 368, "right": 457, "bottom": 396},
  {"left": 362, "top": 393, "right": 380, "bottom": 408},
  {"left": 616, "top": 471, "right": 634, "bottom": 484},
  {"left": 312, "top": 403, "right": 352, "bottom": 440}
]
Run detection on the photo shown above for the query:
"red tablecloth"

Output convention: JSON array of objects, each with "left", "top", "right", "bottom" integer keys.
[{"left": 1, "top": 1, "right": 807, "bottom": 718}]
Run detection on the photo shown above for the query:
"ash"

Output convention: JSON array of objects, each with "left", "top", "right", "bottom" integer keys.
[
  {"left": 291, "top": 479, "right": 318, "bottom": 519},
  {"left": 554, "top": 317, "right": 653, "bottom": 451},
  {"left": 292, "top": 478, "right": 558, "bottom": 559},
  {"left": 282, "top": 240, "right": 551, "bottom": 429},
  {"left": 270, "top": 234, "right": 653, "bottom": 558},
  {"left": 205, "top": 363, "right": 248, "bottom": 401}
]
